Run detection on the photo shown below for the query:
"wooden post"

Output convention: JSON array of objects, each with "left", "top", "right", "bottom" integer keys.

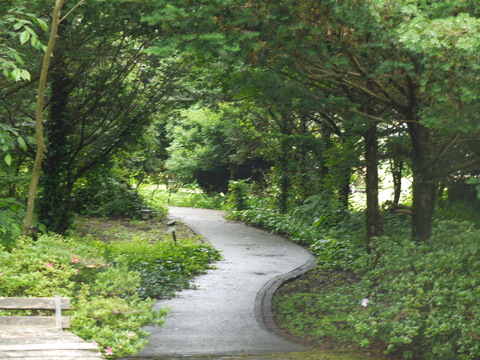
[{"left": 55, "top": 295, "right": 62, "bottom": 329}]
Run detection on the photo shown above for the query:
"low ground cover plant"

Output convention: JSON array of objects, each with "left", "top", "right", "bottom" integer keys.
[
  {"left": 0, "top": 219, "right": 221, "bottom": 359},
  {"left": 0, "top": 234, "right": 161, "bottom": 358},
  {"left": 231, "top": 197, "right": 480, "bottom": 359},
  {"left": 106, "top": 237, "right": 221, "bottom": 299}
]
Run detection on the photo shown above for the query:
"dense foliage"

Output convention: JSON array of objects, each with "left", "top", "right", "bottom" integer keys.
[
  {"left": 272, "top": 218, "right": 480, "bottom": 359},
  {"left": 0, "top": 234, "right": 162, "bottom": 358},
  {"left": 229, "top": 194, "right": 480, "bottom": 359},
  {"left": 0, "top": 228, "right": 220, "bottom": 358}
]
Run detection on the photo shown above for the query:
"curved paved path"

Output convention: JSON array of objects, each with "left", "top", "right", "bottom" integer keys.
[{"left": 134, "top": 207, "right": 316, "bottom": 358}]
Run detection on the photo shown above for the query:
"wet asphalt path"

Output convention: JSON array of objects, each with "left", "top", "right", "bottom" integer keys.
[{"left": 132, "top": 207, "right": 316, "bottom": 359}]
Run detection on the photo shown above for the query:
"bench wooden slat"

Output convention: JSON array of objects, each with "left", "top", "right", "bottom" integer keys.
[
  {"left": 0, "top": 298, "right": 70, "bottom": 310},
  {"left": 0, "top": 358, "right": 104, "bottom": 360},
  {"left": 0, "top": 317, "right": 70, "bottom": 329},
  {"left": 0, "top": 349, "right": 102, "bottom": 358},
  {"left": 0, "top": 342, "right": 99, "bottom": 351}
]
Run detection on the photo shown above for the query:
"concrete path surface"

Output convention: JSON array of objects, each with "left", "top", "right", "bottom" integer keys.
[{"left": 132, "top": 207, "right": 316, "bottom": 359}]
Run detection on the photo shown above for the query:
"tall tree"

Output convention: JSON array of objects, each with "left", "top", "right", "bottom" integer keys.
[
  {"left": 2, "top": 0, "right": 187, "bottom": 233},
  {"left": 22, "top": 0, "right": 65, "bottom": 235},
  {"left": 196, "top": 0, "right": 480, "bottom": 242}
]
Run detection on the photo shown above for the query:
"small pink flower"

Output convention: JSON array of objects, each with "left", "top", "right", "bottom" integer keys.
[
  {"left": 91, "top": 340, "right": 98, "bottom": 346},
  {"left": 361, "top": 298, "right": 370, "bottom": 307},
  {"left": 0, "top": 273, "right": 4, "bottom": 276},
  {"left": 105, "top": 346, "right": 114, "bottom": 356},
  {"left": 71, "top": 256, "right": 80, "bottom": 263},
  {"left": 46, "top": 262, "right": 53, "bottom": 267}
]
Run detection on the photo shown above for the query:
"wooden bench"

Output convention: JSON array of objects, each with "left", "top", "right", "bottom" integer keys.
[
  {"left": 0, "top": 296, "right": 70, "bottom": 330},
  {"left": 0, "top": 296, "right": 104, "bottom": 359}
]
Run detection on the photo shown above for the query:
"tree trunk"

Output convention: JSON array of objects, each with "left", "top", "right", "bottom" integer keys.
[
  {"left": 390, "top": 158, "right": 403, "bottom": 205},
  {"left": 411, "top": 171, "right": 436, "bottom": 242},
  {"left": 22, "top": 0, "right": 65, "bottom": 235},
  {"left": 364, "top": 124, "right": 383, "bottom": 251},
  {"left": 38, "top": 59, "right": 75, "bottom": 234},
  {"left": 408, "top": 121, "right": 435, "bottom": 243},
  {"left": 317, "top": 121, "right": 333, "bottom": 198},
  {"left": 277, "top": 138, "right": 290, "bottom": 214},
  {"left": 338, "top": 166, "right": 352, "bottom": 208}
]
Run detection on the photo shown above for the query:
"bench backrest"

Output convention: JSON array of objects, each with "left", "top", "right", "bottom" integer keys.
[{"left": 0, "top": 296, "right": 70, "bottom": 329}]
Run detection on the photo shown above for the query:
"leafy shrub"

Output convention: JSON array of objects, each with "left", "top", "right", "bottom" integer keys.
[
  {"left": 106, "top": 238, "right": 221, "bottom": 299},
  {"left": 292, "top": 194, "right": 351, "bottom": 228},
  {"left": 226, "top": 180, "right": 252, "bottom": 211},
  {"left": 274, "top": 269, "right": 364, "bottom": 349},
  {"left": 71, "top": 291, "right": 167, "bottom": 358},
  {"left": 274, "top": 220, "right": 480, "bottom": 359},
  {"left": 349, "top": 221, "right": 480, "bottom": 359},
  {"left": 435, "top": 202, "right": 480, "bottom": 228},
  {"left": 72, "top": 170, "right": 146, "bottom": 218},
  {"left": 0, "top": 197, "right": 25, "bottom": 250},
  {"left": 0, "top": 234, "right": 166, "bottom": 359},
  {"left": 310, "top": 232, "right": 363, "bottom": 272}
]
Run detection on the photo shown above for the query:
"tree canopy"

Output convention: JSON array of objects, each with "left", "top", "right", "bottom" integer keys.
[{"left": 1, "top": 0, "right": 479, "bottom": 239}]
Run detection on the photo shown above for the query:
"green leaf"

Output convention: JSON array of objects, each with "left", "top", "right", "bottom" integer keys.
[
  {"left": 30, "top": 37, "right": 44, "bottom": 51},
  {"left": 13, "top": 22, "right": 23, "bottom": 30},
  {"left": 17, "top": 137, "right": 27, "bottom": 151},
  {"left": 4, "top": 153, "right": 12, "bottom": 166},
  {"left": 20, "top": 69, "right": 30, "bottom": 81},
  {"left": 24, "top": 26, "right": 36, "bottom": 37},
  {"left": 37, "top": 18, "right": 49, "bottom": 32},
  {"left": 12, "top": 52, "right": 25, "bottom": 66},
  {"left": 19, "top": 30, "right": 30, "bottom": 44},
  {"left": 11, "top": 68, "right": 21, "bottom": 81}
]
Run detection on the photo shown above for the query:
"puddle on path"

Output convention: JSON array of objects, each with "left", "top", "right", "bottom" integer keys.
[{"left": 131, "top": 350, "right": 383, "bottom": 360}]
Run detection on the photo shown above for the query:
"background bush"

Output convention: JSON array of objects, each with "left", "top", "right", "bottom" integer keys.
[
  {"left": 72, "top": 170, "right": 147, "bottom": 218},
  {"left": 139, "top": 183, "right": 225, "bottom": 210},
  {"left": 0, "top": 197, "right": 25, "bottom": 250}
]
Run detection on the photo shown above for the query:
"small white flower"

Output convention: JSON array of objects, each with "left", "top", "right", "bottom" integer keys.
[{"left": 361, "top": 298, "right": 370, "bottom": 307}]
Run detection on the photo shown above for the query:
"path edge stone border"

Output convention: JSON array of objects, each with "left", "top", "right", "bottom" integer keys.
[{"left": 254, "top": 253, "right": 317, "bottom": 345}]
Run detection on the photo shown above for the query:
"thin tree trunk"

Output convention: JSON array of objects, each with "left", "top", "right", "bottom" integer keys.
[
  {"left": 390, "top": 158, "right": 403, "bottom": 205},
  {"left": 22, "top": 0, "right": 65, "bottom": 235},
  {"left": 364, "top": 124, "right": 383, "bottom": 252},
  {"left": 278, "top": 141, "right": 290, "bottom": 213},
  {"left": 338, "top": 166, "right": 352, "bottom": 208}
]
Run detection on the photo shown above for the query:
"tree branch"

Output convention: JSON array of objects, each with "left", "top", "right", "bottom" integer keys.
[
  {"left": 60, "top": 0, "right": 85, "bottom": 23},
  {"left": 430, "top": 157, "right": 480, "bottom": 180}
]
